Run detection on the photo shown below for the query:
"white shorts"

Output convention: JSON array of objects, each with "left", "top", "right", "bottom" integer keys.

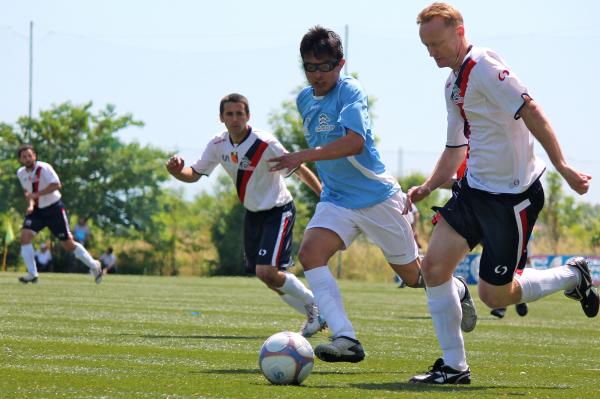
[{"left": 306, "top": 191, "right": 418, "bottom": 265}]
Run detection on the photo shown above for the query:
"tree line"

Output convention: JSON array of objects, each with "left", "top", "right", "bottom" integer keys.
[{"left": 1, "top": 101, "right": 598, "bottom": 278}]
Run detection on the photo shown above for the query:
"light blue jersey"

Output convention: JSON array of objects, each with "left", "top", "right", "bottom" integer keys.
[{"left": 297, "top": 76, "right": 399, "bottom": 209}]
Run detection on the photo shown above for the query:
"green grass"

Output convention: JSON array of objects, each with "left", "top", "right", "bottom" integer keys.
[{"left": 1, "top": 272, "right": 599, "bottom": 399}]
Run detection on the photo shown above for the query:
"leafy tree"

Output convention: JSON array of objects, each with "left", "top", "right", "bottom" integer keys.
[
  {"left": 209, "top": 175, "right": 246, "bottom": 275},
  {"left": 539, "top": 171, "right": 564, "bottom": 253},
  {"left": 398, "top": 172, "right": 449, "bottom": 248},
  {"left": 0, "top": 102, "right": 170, "bottom": 234}
]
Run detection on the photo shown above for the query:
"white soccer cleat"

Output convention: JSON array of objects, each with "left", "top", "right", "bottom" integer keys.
[
  {"left": 91, "top": 260, "right": 103, "bottom": 284},
  {"left": 456, "top": 276, "right": 477, "bottom": 332},
  {"left": 300, "top": 304, "right": 327, "bottom": 338}
]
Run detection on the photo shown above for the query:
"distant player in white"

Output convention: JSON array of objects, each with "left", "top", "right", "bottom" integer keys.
[
  {"left": 269, "top": 26, "right": 477, "bottom": 364},
  {"left": 165, "top": 93, "right": 325, "bottom": 337},
  {"left": 16, "top": 144, "right": 103, "bottom": 284},
  {"left": 407, "top": 2, "right": 596, "bottom": 385}
]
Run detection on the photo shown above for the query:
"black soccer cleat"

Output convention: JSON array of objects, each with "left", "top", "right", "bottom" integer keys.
[
  {"left": 314, "top": 336, "right": 365, "bottom": 363},
  {"left": 515, "top": 303, "right": 528, "bottom": 317},
  {"left": 564, "top": 257, "right": 599, "bottom": 318},
  {"left": 18, "top": 274, "right": 38, "bottom": 284},
  {"left": 490, "top": 307, "right": 506, "bottom": 319},
  {"left": 410, "top": 358, "right": 471, "bottom": 384}
]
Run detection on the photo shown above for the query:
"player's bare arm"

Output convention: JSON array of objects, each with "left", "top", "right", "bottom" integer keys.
[
  {"left": 294, "top": 164, "right": 322, "bottom": 197},
  {"left": 23, "top": 190, "right": 35, "bottom": 214},
  {"left": 25, "top": 182, "right": 61, "bottom": 201},
  {"left": 268, "top": 130, "right": 364, "bottom": 172},
  {"left": 518, "top": 98, "right": 592, "bottom": 195},
  {"left": 165, "top": 155, "right": 201, "bottom": 183},
  {"left": 404, "top": 146, "right": 467, "bottom": 213}
]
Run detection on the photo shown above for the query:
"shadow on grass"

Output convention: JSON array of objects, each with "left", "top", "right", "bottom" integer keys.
[
  {"left": 118, "top": 333, "right": 263, "bottom": 340},
  {"left": 192, "top": 369, "right": 405, "bottom": 376},
  {"left": 351, "top": 382, "right": 571, "bottom": 392}
]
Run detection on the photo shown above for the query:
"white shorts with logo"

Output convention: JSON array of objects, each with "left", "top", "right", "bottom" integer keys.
[{"left": 306, "top": 191, "right": 418, "bottom": 265}]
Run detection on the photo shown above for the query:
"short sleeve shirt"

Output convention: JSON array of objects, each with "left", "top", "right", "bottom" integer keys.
[
  {"left": 445, "top": 46, "right": 546, "bottom": 194},
  {"left": 190, "top": 127, "right": 293, "bottom": 212},
  {"left": 297, "top": 76, "right": 399, "bottom": 209},
  {"left": 16, "top": 161, "right": 62, "bottom": 208}
]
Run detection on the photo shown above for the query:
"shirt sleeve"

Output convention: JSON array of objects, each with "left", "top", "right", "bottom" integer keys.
[
  {"left": 338, "top": 79, "right": 370, "bottom": 138},
  {"left": 189, "top": 141, "right": 220, "bottom": 176},
  {"left": 471, "top": 54, "right": 529, "bottom": 119},
  {"left": 265, "top": 136, "right": 296, "bottom": 177},
  {"left": 44, "top": 164, "right": 61, "bottom": 185},
  {"left": 17, "top": 170, "right": 28, "bottom": 191}
]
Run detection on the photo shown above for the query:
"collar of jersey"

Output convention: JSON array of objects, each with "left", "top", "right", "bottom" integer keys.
[{"left": 229, "top": 126, "right": 252, "bottom": 147}]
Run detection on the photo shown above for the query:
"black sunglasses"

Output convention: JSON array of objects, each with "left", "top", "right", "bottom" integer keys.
[{"left": 303, "top": 60, "right": 340, "bottom": 72}]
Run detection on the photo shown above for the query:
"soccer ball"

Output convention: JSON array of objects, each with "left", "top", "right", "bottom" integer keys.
[{"left": 259, "top": 331, "right": 314, "bottom": 385}]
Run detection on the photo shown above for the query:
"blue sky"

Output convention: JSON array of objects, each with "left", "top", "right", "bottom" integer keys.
[{"left": 2, "top": 0, "right": 599, "bottom": 204}]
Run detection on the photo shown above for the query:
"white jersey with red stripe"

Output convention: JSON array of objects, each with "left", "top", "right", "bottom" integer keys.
[
  {"left": 445, "top": 46, "right": 546, "bottom": 194},
  {"left": 190, "top": 127, "right": 293, "bottom": 212},
  {"left": 16, "top": 161, "right": 62, "bottom": 209}
]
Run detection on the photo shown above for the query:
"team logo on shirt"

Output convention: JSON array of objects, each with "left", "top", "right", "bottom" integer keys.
[
  {"left": 231, "top": 151, "right": 238, "bottom": 164},
  {"left": 498, "top": 69, "right": 510, "bottom": 81},
  {"left": 315, "top": 113, "right": 335, "bottom": 133},
  {"left": 451, "top": 84, "right": 463, "bottom": 105},
  {"left": 238, "top": 156, "right": 256, "bottom": 171}
]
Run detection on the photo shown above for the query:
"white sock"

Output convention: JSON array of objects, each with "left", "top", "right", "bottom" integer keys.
[
  {"left": 304, "top": 266, "right": 355, "bottom": 339},
  {"left": 279, "top": 273, "right": 315, "bottom": 305},
  {"left": 21, "top": 244, "right": 38, "bottom": 276},
  {"left": 280, "top": 294, "right": 307, "bottom": 315},
  {"left": 453, "top": 276, "right": 466, "bottom": 300},
  {"left": 427, "top": 279, "right": 467, "bottom": 371},
  {"left": 517, "top": 266, "right": 579, "bottom": 303},
  {"left": 72, "top": 242, "right": 98, "bottom": 270}
]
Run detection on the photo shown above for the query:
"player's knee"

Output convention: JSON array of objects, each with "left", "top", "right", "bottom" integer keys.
[
  {"left": 60, "top": 240, "right": 76, "bottom": 252},
  {"left": 419, "top": 257, "right": 437, "bottom": 281},
  {"left": 298, "top": 246, "right": 320, "bottom": 268},
  {"left": 479, "top": 291, "right": 506, "bottom": 309},
  {"left": 255, "top": 266, "right": 278, "bottom": 286}
]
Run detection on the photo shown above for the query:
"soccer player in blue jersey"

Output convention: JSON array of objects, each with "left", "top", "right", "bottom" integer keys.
[{"left": 269, "top": 26, "right": 477, "bottom": 363}]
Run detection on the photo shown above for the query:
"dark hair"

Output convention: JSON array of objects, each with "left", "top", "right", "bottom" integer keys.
[
  {"left": 219, "top": 93, "right": 250, "bottom": 115},
  {"left": 300, "top": 26, "right": 343, "bottom": 61},
  {"left": 107, "top": 247, "right": 113, "bottom": 254},
  {"left": 18, "top": 143, "right": 35, "bottom": 158}
]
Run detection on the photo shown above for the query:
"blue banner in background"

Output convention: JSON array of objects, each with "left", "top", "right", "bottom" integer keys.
[{"left": 454, "top": 255, "right": 600, "bottom": 285}]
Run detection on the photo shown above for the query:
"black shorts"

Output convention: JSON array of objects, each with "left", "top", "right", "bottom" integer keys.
[
  {"left": 243, "top": 201, "right": 295, "bottom": 274},
  {"left": 22, "top": 200, "right": 71, "bottom": 241},
  {"left": 439, "top": 178, "right": 544, "bottom": 286}
]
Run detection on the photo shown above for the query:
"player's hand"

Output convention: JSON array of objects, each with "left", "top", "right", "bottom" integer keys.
[
  {"left": 403, "top": 185, "right": 431, "bottom": 214},
  {"left": 268, "top": 152, "right": 304, "bottom": 173},
  {"left": 559, "top": 165, "right": 592, "bottom": 195},
  {"left": 166, "top": 155, "right": 185, "bottom": 175},
  {"left": 26, "top": 205, "right": 34, "bottom": 215}
]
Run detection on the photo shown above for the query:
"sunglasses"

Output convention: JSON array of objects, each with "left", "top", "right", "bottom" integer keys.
[{"left": 302, "top": 60, "right": 340, "bottom": 72}]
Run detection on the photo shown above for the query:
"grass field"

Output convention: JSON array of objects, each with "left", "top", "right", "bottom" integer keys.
[{"left": 1, "top": 272, "right": 599, "bottom": 399}]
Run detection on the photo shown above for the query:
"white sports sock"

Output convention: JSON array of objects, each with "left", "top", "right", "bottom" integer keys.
[
  {"left": 427, "top": 279, "right": 467, "bottom": 371},
  {"left": 72, "top": 242, "right": 98, "bottom": 270},
  {"left": 279, "top": 272, "right": 315, "bottom": 305},
  {"left": 453, "top": 276, "right": 466, "bottom": 300},
  {"left": 280, "top": 294, "right": 307, "bottom": 315},
  {"left": 304, "top": 266, "right": 355, "bottom": 339},
  {"left": 21, "top": 244, "right": 38, "bottom": 276},
  {"left": 517, "top": 266, "right": 579, "bottom": 303}
]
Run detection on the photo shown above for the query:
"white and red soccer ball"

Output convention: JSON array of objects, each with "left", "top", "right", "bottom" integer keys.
[{"left": 259, "top": 331, "right": 314, "bottom": 385}]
